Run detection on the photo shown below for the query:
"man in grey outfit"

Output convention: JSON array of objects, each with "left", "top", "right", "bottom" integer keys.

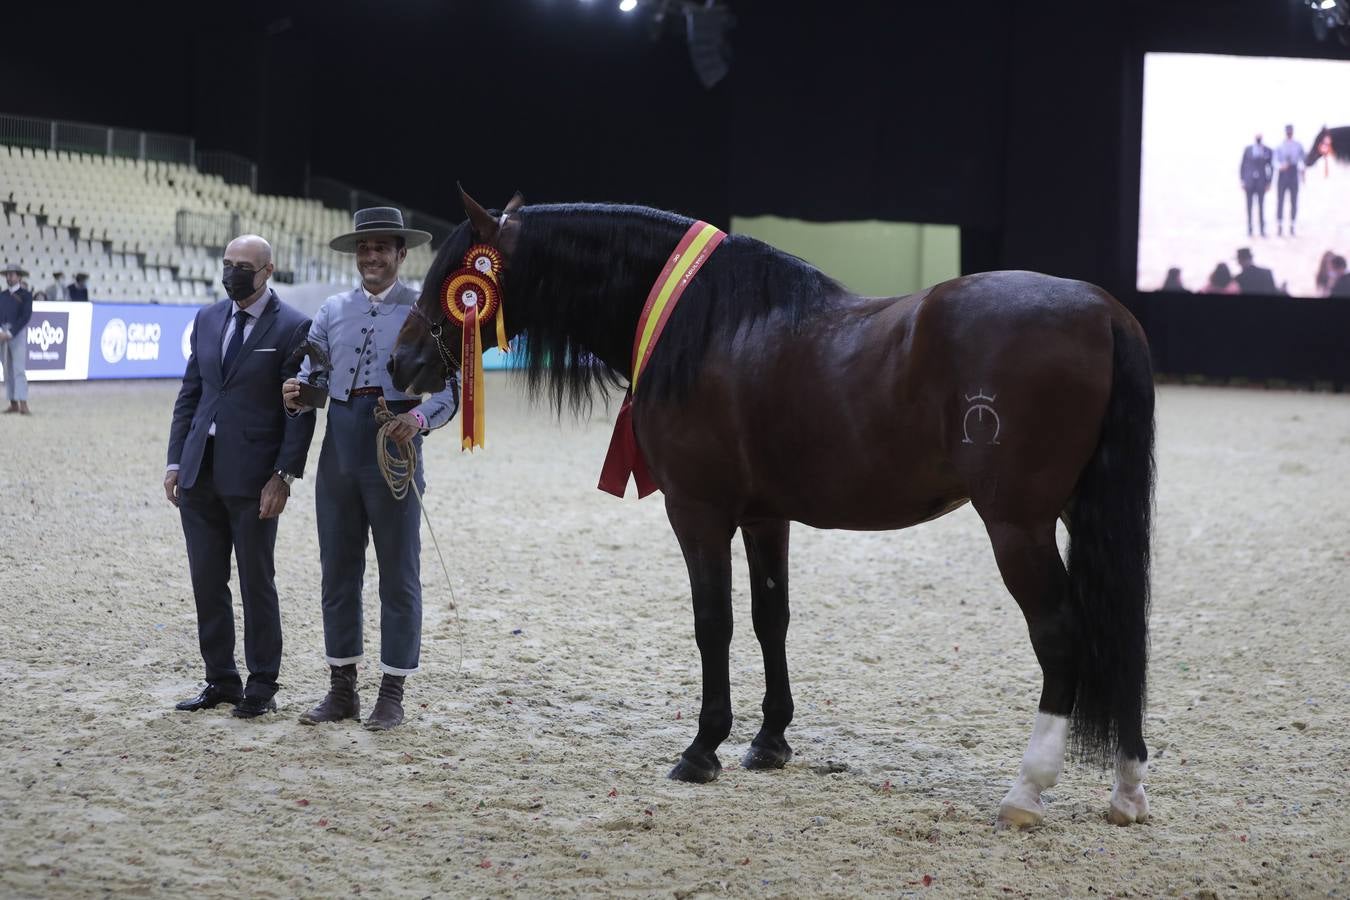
[{"left": 284, "top": 208, "right": 459, "bottom": 731}]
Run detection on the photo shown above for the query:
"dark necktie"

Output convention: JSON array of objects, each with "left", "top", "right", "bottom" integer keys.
[{"left": 222, "top": 309, "right": 249, "bottom": 374}]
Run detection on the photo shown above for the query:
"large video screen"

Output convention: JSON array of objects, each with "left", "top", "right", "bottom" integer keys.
[{"left": 1139, "top": 53, "right": 1350, "bottom": 298}]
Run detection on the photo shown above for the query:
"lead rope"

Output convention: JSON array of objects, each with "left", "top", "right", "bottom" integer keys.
[{"left": 374, "top": 398, "right": 464, "bottom": 671}]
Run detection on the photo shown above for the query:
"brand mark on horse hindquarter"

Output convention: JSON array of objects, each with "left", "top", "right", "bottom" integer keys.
[{"left": 961, "top": 390, "right": 1001, "bottom": 446}]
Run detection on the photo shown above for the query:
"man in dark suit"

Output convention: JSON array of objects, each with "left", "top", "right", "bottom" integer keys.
[
  {"left": 1234, "top": 247, "right": 1279, "bottom": 295},
  {"left": 67, "top": 272, "right": 89, "bottom": 301},
  {"left": 165, "top": 235, "right": 317, "bottom": 718},
  {"left": 1239, "top": 134, "right": 1273, "bottom": 238}
]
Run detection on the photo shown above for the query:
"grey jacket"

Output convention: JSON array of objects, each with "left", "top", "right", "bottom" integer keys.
[{"left": 298, "top": 281, "right": 459, "bottom": 427}]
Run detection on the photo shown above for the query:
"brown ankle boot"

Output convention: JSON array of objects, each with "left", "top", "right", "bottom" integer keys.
[
  {"left": 298, "top": 664, "right": 359, "bottom": 725},
  {"left": 2, "top": 402, "right": 17, "bottom": 414},
  {"left": 364, "top": 674, "right": 405, "bottom": 731},
  {"left": 18, "top": 401, "right": 29, "bottom": 415}
]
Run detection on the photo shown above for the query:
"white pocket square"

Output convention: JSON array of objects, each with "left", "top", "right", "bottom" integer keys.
[{"left": 253, "top": 348, "right": 277, "bottom": 352}]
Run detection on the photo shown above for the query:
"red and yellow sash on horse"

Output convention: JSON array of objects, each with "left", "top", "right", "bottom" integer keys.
[
  {"left": 441, "top": 244, "right": 509, "bottom": 450},
  {"left": 597, "top": 220, "right": 727, "bottom": 498}
]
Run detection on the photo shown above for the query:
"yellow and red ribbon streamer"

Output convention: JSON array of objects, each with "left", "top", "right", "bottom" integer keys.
[
  {"left": 598, "top": 220, "right": 726, "bottom": 498},
  {"left": 440, "top": 244, "right": 507, "bottom": 451}
]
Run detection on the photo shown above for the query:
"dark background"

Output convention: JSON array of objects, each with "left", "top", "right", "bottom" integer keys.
[{"left": 9, "top": 0, "right": 1349, "bottom": 381}]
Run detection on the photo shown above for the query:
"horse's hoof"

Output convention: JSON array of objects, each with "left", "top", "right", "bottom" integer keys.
[
  {"left": 1107, "top": 784, "right": 1149, "bottom": 826},
  {"left": 742, "top": 738, "right": 792, "bottom": 770},
  {"left": 994, "top": 803, "right": 1044, "bottom": 831},
  {"left": 668, "top": 753, "right": 721, "bottom": 784}
]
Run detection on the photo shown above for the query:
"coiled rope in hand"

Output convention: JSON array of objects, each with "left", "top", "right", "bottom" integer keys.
[{"left": 374, "top": 399, "right": 464, "bottom": 669}]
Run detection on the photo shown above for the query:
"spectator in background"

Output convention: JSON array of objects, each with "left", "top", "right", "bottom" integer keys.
[
  {"left": 1239, "top": 133, "right": 1273, "bottom": 238},
  {"left": 68, "top": 272, "right": 89, "bottom": 301},
  {"left": 1160, "top": 267, "right": 1188, "bottom": 292},
  {"left": 1234, "top": 247, "right": 1278, "bottom": 294},
  {"left": 1314, "top": 251, "right": 1337, "bottom": 297},
  {"left": 0, "top": 263, "right": 34, "bottom": 415},
  {"left": 1199, "top": 262, "right": 1240, "bottom": 295},
  {"left": 1329, "top": 255, "right": 1350, "bottom": 298},
  {"left": 43, "top": 270, "right": 68, "bottom": 301},
  {"left": 1274, "top": 125, "right": 1305, "bottom": 237}
]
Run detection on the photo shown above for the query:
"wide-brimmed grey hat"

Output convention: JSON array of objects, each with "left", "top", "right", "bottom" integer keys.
[
  {"left": 2, "top": 263, "right": 30, "bottom": 277},
  {"left": 329, "top": 207, "right": 433, "bottom": 253}
]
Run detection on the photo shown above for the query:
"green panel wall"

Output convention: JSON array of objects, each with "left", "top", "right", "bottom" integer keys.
[{"left": 730, "top": 216, "right": 961, "bottom": 297}]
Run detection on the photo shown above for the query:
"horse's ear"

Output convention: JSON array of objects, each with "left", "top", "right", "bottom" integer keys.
[
  {"left": 458, "top": 183, "right": 499, "bottom": 240},
  {"left": 504, "top": 191, "right": 525, "bottom": 215}
]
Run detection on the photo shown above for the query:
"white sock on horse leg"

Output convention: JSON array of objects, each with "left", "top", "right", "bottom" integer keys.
[
  {"left": 1108, "top": 754, "right": 1149, "bottom": 824},
  {"left": 999, "top": 712, "right": 1069, "bottom": 822}
]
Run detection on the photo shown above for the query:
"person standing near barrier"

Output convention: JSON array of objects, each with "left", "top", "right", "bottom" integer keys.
[
  {"left": 67, "top": 273, "right": 89, "bottom": 302},
  {"left": 43, "top": 270, "right": 69, "bottom": 301},
  {"left": 0, "top": 264, "right": 34, "bottom": 415},
  {"left": 283, "top": 208, "right": 458, "bottom": 731},
  {"left": 166, "top": 235, "right": 317, "bottom": 718}
]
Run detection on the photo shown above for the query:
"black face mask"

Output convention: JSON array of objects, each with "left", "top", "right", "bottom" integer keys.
[{"left": 222, "top": 265, "right": 260, "bottom": 303}]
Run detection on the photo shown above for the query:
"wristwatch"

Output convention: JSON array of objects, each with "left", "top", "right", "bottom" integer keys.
[{"left": 274, "top": 469, "right": 296, "bottom": 487}]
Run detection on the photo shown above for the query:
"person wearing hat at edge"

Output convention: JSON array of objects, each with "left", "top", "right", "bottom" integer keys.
[
  {"left": 283, "top": 208, "right": 459, "bottom": 731},
  {"left": 67, "top": 273, "right": 90, "bottom": 301},
  {"left": 1, "top": 264, "right": 34, "bottom": 415}
]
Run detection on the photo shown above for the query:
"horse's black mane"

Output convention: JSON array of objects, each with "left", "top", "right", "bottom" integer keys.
[{"left": 423, "top": 203, "right": 846, "bottom": 418}]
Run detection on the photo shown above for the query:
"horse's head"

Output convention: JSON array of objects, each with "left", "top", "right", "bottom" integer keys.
[
  {"left": 1306, "top": 126, "right": 1332, "bottom": 167},
  {"left": 389, "top": 185, "right": 524, "bottom": 394}
]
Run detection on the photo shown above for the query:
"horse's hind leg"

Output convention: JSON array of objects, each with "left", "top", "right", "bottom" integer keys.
[
  {"left": 1108, "top": 709, "right": 1149, "bottom": 824},
  {"left": 665, "top": 498, "right": 736, "bottom": 784},
  {"left": 984, "top": 520, "right": 1078, "bottom": 829},
  {"left": 740, "top": 519, "right": 794, "bottom": 770}
]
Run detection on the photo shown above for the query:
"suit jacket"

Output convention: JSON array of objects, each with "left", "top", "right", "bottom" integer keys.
[
  {"left": 298, "top": 281, "right": 458, "bottom": 427},
  {"left": 67, "top": 284, "right": 89, "bottom": 301},
  {"left": 167, "top": 290, "right": 317, "bottom": 496},
  {"left": 1234, "top": 264, "right": 1278, "bottom": 295},
  {"left": 1331, "top": 272, "right": 1350, "bottom": 298},
  {"left": 0, "top": 286, "right": 33, "bottom": 334},
  {"left": 1240, "top": 144, "right": 1273, "bottom": 190}
]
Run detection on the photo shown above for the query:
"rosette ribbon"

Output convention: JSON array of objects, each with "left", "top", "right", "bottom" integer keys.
[{"left": 440, "top": 243, "right": 507, "bottom": 450}]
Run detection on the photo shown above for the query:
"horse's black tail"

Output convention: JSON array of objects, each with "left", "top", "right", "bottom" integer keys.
[{"left": 1067, "top": 319, "right": 1155, "bottom": 766}]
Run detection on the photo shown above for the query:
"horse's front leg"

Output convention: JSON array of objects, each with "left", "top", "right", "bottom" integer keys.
[
  {"left": 740, "top": 519, "right": 794, "bottom": 770},
  {"left": 665, "top": 498, "right": 735, "bottom": 784}
]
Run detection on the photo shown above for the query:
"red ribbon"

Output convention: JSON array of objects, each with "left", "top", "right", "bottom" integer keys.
[
  {"left": 596, "top": 221, "right": 725, "bottom": 498},
  {"left": 597, "top": 396, "right": 657, "bottom": 497}
]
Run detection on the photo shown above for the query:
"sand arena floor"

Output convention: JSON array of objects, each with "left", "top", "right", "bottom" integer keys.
[{"left": 1, "top": 376, "right": 1347, "bottom": 898}]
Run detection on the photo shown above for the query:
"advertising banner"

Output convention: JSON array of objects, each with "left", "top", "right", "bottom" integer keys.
[
  {"left": 10, "top": 300, "right": 521, "bottom": 381},
  {"left": 20, "top": 302, "right": 93, "bottom": 382},
  {"left": 86, "top": 303, "right": 200, "bottom": 380}
]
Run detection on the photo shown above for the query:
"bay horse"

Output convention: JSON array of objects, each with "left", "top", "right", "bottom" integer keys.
[{"left": 390, "top": 190, "right": 1155, "bottom": 828}]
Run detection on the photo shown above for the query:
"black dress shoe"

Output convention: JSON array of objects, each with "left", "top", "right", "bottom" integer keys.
[
  {"left": 175, "top": 684, "right": 244, "bottom": 711},
  {"left": 232, "top": 696, "right": 278, "bottom": 719}
]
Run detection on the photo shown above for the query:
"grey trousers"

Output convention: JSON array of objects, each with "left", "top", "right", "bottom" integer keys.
[
  {"left": 315, "top": 395, "right": 425, "bottom": 675},
  {"left": 1, "top": 333, "right": 27, "bottom": 402}
]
